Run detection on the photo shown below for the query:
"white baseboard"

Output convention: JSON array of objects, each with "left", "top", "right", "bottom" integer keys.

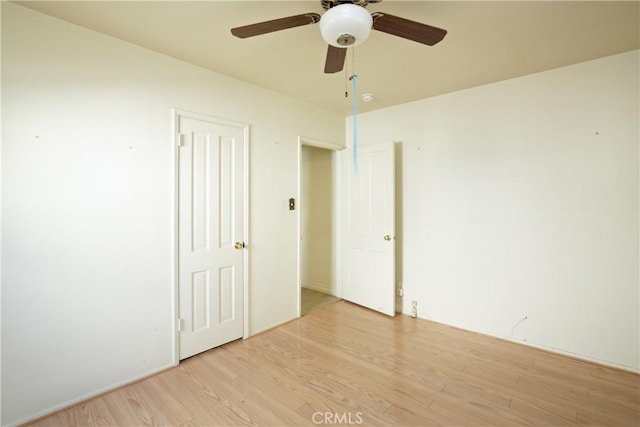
[
  {"left": 10, "top": 362, "right": 177, "bottom": 427},
  {"left": 301, "top": 282, "right": 337, "bottom": 297},
  {"left": 402, "top": 310, "right": 640, "bottom": 374}
]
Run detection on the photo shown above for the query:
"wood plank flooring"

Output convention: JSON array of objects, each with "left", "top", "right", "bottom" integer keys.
[
  {"left": 301, "top": 288, "right": 341, "bottom": 316},
  {"left": 29, "top": 301, "right": 640, "bottom": 426}
]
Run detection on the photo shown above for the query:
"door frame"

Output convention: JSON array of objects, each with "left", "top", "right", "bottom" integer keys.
[
  {"left": 296, "top": 136, "right": 344, "bottom": 317},
  {"left": 172, "top": 109, "right": 250, "bottom": 365}
]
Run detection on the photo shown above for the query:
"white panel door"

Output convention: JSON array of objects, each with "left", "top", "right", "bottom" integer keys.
[
  {"left": 178, "top": 115, "right": 246, "bottom": 360},
  {"left": 342, "top": 142, "right": 395, "bottom": 316}
]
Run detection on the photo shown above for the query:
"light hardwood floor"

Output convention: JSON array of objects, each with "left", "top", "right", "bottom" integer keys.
[
  {"left": 30, "top": 301, "right": 639, "bottom": 426},
  {"left": 301, "top": 288, "right": 341, "bottom": 316}
]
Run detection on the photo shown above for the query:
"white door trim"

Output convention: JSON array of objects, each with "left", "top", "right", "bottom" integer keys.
[
  {"left": 171, "top": 109, "right": 250, "bottom": 365},
  {"left": 296, "top": 136, "right": 344, "bottom": 318}
]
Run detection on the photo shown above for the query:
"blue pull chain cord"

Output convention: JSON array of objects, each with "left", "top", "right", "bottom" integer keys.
[{"left": 351, "top": 74, "right": 358, "bottom": 173}]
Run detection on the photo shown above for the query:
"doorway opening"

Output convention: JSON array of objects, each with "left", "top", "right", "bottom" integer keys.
[{"left": 298, "top": 139, "right": 342, "bottom": 316}]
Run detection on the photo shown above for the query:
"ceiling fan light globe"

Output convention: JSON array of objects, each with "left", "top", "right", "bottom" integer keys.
[{"left": 319, "top": 4, "right": 372, "bottom": 48}]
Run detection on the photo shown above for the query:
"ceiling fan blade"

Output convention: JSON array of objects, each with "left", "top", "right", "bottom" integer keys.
[
  {"left": 324, "top": 45, "right": 347, "bottom": 74},
  {"left": 231, "top": 13, "right": 320, "bottom": 38},
  {"left": 372, "top": 12, "right": 447, "bottom": 46}
]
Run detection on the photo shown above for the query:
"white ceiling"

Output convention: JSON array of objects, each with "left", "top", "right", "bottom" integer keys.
[{"left": 15, "top": 1, "right": 640, "bottom": 115}]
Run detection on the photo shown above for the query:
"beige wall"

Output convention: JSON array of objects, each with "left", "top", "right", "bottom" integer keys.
[
  {"left": 1, "top": 3, "right": 343, "bottom": 425},
  {"left": 300, "top": 146, "right": 336, "bottom": 295},
  {"left": 346, "top": 50, "right": 639, "bottom": 372}
]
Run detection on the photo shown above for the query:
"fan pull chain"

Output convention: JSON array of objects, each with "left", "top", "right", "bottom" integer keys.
[
  {"left": 344, "top": 46, "right": 353, "bottom": 98},
  {"left": 352, "top": 44, "right": 356, "bottom": 74},
  {"left": 344, "top": 62, "right": 349, "bottom": 97}
]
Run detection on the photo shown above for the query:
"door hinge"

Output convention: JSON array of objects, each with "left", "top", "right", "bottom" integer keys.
[
  {"left": 177, "top": 318, "right": 185, "bottom": 332},
  {"left": 177, "top": 133, "right": 185, "bottom": 147}
]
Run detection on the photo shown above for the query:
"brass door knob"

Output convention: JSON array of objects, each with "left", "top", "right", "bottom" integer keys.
[
  {"left": 384, "top": 235, "right": 392, "bottom": 241},
  {"left": 234, "top": 242, "right": 245, "bottom": 249}
]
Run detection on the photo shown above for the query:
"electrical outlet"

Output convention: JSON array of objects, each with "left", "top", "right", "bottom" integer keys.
[{"left": 411, "top": 300, "right": 418, "bottom": 318}]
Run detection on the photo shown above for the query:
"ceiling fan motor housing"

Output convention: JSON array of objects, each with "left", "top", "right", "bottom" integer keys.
[{"left": 319, "top": 4, "right": 373, "bottom": 47}]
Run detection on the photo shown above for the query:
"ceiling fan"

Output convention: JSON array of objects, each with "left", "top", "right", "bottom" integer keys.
[{"left": 230, "top": 0, "right": 447, "bottom": 74}]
